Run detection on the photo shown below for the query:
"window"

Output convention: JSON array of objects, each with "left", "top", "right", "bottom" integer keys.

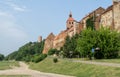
[
  {"left": 69, "top": 22, "right": 71, "bottom": 24},
  {"left": 72, "top": 22, "right": 73, "bottom": 24}
]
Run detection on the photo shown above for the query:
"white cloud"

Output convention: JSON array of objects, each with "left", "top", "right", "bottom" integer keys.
[
  {"left": 8, "top": 3, "right": 27, "bottom": 12},
  {"left": 0, "top": 11, "right": 29, "bottom": 55},
  {"left": 0, "top": 0, "right": 29, "bottom": 55},
  {"left": 0, "top": 11, "right": 27, "bottom": 39},
  {"left": 4, "top": 0, "right": 27, "bottom": 12}
]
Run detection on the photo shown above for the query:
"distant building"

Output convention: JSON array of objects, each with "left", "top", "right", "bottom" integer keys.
[{"left": 38, "top": 36, "right": 42, "bottom": 43}]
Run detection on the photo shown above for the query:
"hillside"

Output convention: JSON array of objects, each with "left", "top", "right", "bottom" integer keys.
[
  {"left": 29, "top": 57, "right": 120, "bottom": 77},
  {"left": 5, "top": 40, "right": 44, "bottom": 62}
]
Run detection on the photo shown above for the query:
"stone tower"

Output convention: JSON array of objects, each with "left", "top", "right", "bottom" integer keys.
[
  {"left": 66, "top": 12, "right": 75, "bottom": 29},
  {"left": 38, "top": 36, "right": 42, "bottom": 43}
]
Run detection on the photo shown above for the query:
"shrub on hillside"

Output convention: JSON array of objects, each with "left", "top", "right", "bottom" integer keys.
[
  {"left": 33, "top": 54, "right": 47, "bottom": 63},
  {"left": 0, "top": 54, "right": 4, "bottom": 61},
  {"left": 53, "top": 58, "right": 58, "bottom": 63},
  {"left": 48, "top": 49, "right": 59, "bottom": 55}
]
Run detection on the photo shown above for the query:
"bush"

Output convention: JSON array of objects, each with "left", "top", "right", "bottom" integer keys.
[
  {"left": 48, "top": 49, "right": 59, "bottom": 55},
  {"left": 53, "top": 58, "right": 58, "bottom": 63},
  {"left": 0, "top": 54, "right": 4, "bottom": 61},
  {"left": 34, "top": 54, "right": 47, "bottom": 63}
]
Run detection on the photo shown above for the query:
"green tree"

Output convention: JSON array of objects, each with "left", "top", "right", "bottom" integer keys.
[
  {"left": 48, "top": 49, "right": 59, "bottom": 55},
  {"left": 6, "top": 40, "right": 45, "bottom": 62},
  {"left": 0, "top": 54, "right": 4, "bottom": 61},
  {"left": 63, "top": 34, "right": 79, "bottom": 58},
  {"left": 76, "top": 28, "right": 120, "bottom": 59}
]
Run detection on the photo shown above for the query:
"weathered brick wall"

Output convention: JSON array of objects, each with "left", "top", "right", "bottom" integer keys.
[{"left": 43, "top": 33, "right": 55, "bottom": 54}]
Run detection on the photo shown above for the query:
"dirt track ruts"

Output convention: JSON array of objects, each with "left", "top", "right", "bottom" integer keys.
[{"left": 0, "top": 62, "right": 73, "bottom": 77}]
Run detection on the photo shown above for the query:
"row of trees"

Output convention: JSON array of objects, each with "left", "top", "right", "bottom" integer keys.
[
  {"left": 6, "top": 40, "right": 45, "bottom": 62},
  {"left": 61, "top": 28, "right": 120, "bottom": 59}
]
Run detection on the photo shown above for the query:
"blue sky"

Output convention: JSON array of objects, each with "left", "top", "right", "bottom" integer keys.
[{"left": 0, "top": 0, "right": 112, "bottom": 55}]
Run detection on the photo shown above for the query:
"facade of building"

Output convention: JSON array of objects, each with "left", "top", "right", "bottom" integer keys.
[
  {"left": 80, "top": 7, "right": 105, "bottom": 30},
  {"left": 113, "top": 0, "right": 120, "bottom": 31},
  {"left": 42, "top": 33, "right": 55, "bottom": 54},
  {"left": 99, "top": 0, "right": 120, "bottom": 31},
  {"left": 42, "top": 0, "right": 120, "bottom": 54}
]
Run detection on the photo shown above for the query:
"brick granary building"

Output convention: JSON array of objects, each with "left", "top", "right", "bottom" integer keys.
[{"left": 42, "top": 0, "right": 120, "bottom": 54}]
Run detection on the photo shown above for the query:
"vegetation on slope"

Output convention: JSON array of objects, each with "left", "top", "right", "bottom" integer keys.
[
  {"left": 0, "top": 61, "right": 19, "bottom": 70},
  {"left": 5, "top": 40, "right": 45, "bottom": 62},
  {"left": 61, "top": 28, "right": 120, "bottom": 59},
  {"left": 30, "top": 57, "right": 120, "bottom": 77},
  {"left": 0, "top": 54, "right": 4, "bottom": 61}
]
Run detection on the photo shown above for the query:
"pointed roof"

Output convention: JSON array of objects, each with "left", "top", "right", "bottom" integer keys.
[{"left": 67, "top": 12, "right": 75, "bottom": 21}]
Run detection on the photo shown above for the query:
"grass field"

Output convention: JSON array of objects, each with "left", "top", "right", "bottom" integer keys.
[
  {"left": 0, "top": 61, "right": 19, "bottom": 70},
  {"left": 0, "top": 75, "right": 31, "bottom": 77},
  {"left": 29, "top": 57, "right": 120, "bottom": 77},
  {"left": 72, "top": 58, "right": 120, "bottom": 63}
]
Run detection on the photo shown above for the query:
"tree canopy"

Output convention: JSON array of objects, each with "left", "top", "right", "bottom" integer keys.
[
  {"left": 6, "top": 40, "right": 45, "bottom": 62},
  {"left": 76, "top": 28, "right": 120, "bottom": 59}
]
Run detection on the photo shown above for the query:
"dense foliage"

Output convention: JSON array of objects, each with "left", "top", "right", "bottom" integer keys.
[
  {"left": 62, "top": 34, "right": 79, "bottom": 58},
  {"left": 53, "top": 58, "right": 58, "bottom": 63},
  {"left": 86, "top": 16, "right": 95, "bottom": 30},
  {"left": 6, "top": 40, "right": 45, "bottom": 62},
  {"left": 76, "top": 28, "right": 120, "bottom": 59},
  {"left": 32, "top": 54, "right": 47, "bottom": 63},
  {"left": 0, "top": 54, "right": 4, "bottom": 61},
  {"left": 48, "top": 49, "right": 60, "bottom": 55}
]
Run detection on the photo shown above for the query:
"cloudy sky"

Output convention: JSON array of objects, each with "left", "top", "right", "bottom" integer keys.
[{"left": 0, "top": 0, "right": 112, "bottom": 55}]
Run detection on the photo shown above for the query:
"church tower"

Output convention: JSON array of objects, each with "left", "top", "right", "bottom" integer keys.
[{"left": 66, "top": 12, "right": 75, "bottom": 29}]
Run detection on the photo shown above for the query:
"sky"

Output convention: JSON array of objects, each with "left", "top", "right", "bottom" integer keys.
[{"left": 0, "top": 0, "right": 112, "bottom": 56}]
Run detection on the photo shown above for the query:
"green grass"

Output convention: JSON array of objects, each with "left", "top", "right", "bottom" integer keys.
[
  {"left": 72, "top": 58, "right": 120, "bottom": 64},
  {"left": 0, "top": 75, "right": 31, "bottom": 77},
  {"left": 29, "top": 57, "right": 120, "bottom": 77},
  {"left": 93, "top": 59, "right": 120, "bottom": 63},
  {"left": 0, "top": 61, "right": 19, "bottom": 70}
]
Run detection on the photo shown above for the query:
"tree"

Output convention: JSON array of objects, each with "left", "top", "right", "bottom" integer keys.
[
  {"left": 6, "top": 40, "right": 45, "bottom": 62},
  {"left": 0, "top": 54, "right": 4, "bottom": 61},
  {"left": 63, "top": 34, "right": 79, "bottom": 58},
  {"left": 76, "top": 28, "right": 120, "bottom": 59},
  {"left": 48, "top": 49, "right": 59, "bottom": 55}
]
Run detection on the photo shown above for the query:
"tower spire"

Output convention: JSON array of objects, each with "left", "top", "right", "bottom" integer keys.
[{"left": 69, "top": 11, "right": 72, "bottom": 17}]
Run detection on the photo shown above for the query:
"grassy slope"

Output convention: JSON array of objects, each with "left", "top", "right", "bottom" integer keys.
[
  {"left": 0, "top": 61, "right": 19, "bottom": 70},
  {"left": 72, "top": 58, "right": 120, "bottom": 63},
  {"left": 30, "top": 57, "right": 120, "bottom": 77}
]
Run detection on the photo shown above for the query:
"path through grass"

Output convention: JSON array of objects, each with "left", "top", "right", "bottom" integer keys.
[{"left": 30, "top": 57, "right": 120, "bottom": 77}]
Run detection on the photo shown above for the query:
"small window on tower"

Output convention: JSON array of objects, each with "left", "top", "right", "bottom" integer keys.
[{"left": 69, "top": 22, "right": 71, "bottom": 24}]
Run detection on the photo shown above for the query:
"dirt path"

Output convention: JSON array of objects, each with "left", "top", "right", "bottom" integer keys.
[
  {"left": 72, "top": 60, "right": 120, "bottom": 68},
  {"left": 0, "top": 62, "right": 73, "bottom": 77}
]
